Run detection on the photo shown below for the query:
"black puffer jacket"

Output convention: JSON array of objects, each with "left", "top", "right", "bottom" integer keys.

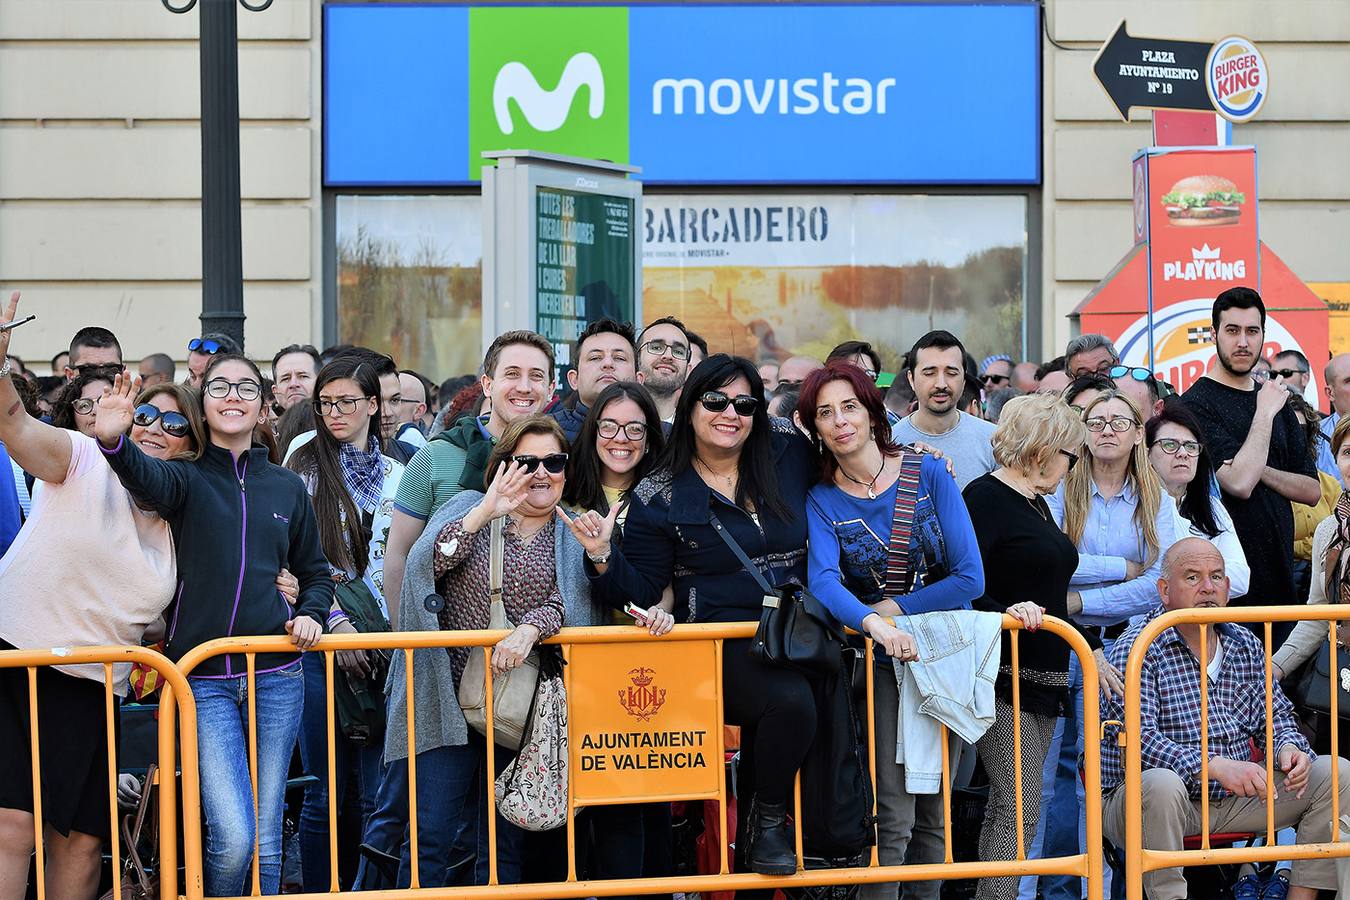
[{"left": 102, "top": 437, "right": 332, "bottom": 676}]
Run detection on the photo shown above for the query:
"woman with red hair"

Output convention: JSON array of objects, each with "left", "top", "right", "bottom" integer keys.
[{"left": 800, "top": 360, "right": 985, "bottom": 900}]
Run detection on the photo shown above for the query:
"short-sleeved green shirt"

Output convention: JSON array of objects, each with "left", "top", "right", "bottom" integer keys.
[{"left": 392, "top": 440, "right": 470, "bottom": 521}]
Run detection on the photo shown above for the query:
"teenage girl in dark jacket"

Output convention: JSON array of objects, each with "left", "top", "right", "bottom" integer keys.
[{"left": 97, "top": 357, "right": 332, "bottom": 898}]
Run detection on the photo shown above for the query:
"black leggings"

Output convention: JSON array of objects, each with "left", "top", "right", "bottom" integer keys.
[{"left": 722, "top": 638, "right": 818, "bottom": 806}]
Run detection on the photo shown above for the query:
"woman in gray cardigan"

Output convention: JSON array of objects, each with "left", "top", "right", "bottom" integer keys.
[{"left": 366, "top": 417, "right": 601, "bottom": 888}]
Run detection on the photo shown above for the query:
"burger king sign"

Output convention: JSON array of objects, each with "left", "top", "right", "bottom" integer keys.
[{"left": 1206, "top": 36, "right": 1268, "bottom": 123}]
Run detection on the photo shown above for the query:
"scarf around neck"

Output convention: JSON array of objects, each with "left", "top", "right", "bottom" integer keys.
[{"left": 340, "top": 434, "right": 385, "bottom": 513}]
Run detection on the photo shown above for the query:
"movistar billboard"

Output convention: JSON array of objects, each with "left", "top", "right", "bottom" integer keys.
[{"left": 323, "top": 3, "right": 1040, "bottom": 186}]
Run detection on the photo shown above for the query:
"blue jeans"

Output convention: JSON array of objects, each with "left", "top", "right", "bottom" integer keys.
[
  {"left": 297, "top": 651, "right": 383, "bottom": 892},
  {"left": 191, "top": 663, "right": 305, "bottom": 897}
]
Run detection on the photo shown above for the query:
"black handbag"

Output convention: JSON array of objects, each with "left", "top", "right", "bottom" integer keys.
[
  {"left": 709, "top": 512, "right": 842, "bottom": 675},
  {"left": 1293, "top": 638, "right": 1350, "bottom": 722},
  {"left": 797, "top": 646, "right": 876, "bottom": 858}
]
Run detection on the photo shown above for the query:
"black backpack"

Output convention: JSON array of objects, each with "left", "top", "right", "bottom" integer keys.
[{"left": 797, "top": 646, "right": 876, "bottom": 858}]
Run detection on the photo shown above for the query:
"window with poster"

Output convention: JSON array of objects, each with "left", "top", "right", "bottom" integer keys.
[{"left": 331, "top": 191, "right": 1030, "bottom": 384}]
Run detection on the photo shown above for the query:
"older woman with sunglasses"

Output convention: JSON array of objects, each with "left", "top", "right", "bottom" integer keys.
[{"left": 589, "top": 354, "right": 817, "bottom": 877}]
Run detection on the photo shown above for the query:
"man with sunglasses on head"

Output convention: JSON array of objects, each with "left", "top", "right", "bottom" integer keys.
[
  {"left": 1111, "top": 364, "right": 1164, "bottom": 420},
  {"left": 635, "top": 316, "right": 693, "bottom": 422},
  {"left": 892, "top": 331, "right": 996, "bottom": 490},
  {"left": 184, "top": 332, "right": 240, "bottom": 389}
]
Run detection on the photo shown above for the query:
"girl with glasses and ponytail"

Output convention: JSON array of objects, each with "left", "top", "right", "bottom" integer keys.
[
  {"left": 96, "top": 351, "right": 333, "bottom": 898},
  {"left": 586, "top": 353, "right": 818, "bottom": 878},
  {"left": 285, "top": 357, "right": 405, "bottom": 892}
]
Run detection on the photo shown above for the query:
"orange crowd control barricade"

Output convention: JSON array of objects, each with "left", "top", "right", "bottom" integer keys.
[
  {"left": 172, "top": 614, "right": 1102, "bottom": 900},
  {"left": 1120, "top": 605, "right": 1350, "bottom": 900},
  {"left": 0, "top": 644, "right": 201, "bottom": 900}
]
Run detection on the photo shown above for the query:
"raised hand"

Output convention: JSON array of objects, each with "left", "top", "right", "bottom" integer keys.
[
  {"left": 95, "top": 370, "right": 141, "bottom": 448},
  {"left": 481, "top": 460, "right": 532, "bottom": 520},
  {"left": 0, "top": 292, "right": 20, "bottom": 360},
  {"left": 557, "top": 503, "right": 621, "bottom": 559}
]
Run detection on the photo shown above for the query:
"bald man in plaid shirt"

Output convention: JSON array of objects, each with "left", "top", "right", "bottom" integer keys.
[{"left": 1100, "top": 537, "right": 1350, "bottom": 900}]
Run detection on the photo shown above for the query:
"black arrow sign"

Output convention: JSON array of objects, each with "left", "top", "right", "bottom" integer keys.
[{"left": 1092, "top": 20, "right": 1215, "bottom": 120}]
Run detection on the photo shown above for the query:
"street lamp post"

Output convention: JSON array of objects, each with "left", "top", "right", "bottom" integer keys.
[{"left": 162, "top": 0, "right": 272, "bottom": 352}]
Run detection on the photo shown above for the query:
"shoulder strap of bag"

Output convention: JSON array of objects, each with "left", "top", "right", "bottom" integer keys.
[
  {"left": 709, "top": 512, "right": 778, "bottom": 604},
  {"left": 123, "top": 763, "right": 157, "bottom": 888},
  {"left": 489, "top": 515, "right": 504, "bottom": 604},
  {"left": 883, "top": 453, "right": 926, "bottom": 597}
]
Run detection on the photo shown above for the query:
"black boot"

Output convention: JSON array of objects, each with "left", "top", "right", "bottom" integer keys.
[{"left": 746, "top": 800, "right": 796, "bottom": 876}]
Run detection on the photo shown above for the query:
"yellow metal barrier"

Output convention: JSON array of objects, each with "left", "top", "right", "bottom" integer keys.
[
  {"left": 1121, "top": 605, "right": 1350, "bottom": 900},
  {"left": 0, "top": 645, "right": 201, "bottom": 900},
  {"left": 174, "top": 614, "right": 1102, "bottom": 900}
]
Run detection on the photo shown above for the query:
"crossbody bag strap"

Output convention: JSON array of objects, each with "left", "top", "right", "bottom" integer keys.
[
  {"left": 489, "top": 516, "right": 505, "bottom": 606},
  {"left": 883, "top": 453, "right": 926, "bottom": 598},
  {"left": 709, "top": 512, "right": 779, "bottom": 608}
]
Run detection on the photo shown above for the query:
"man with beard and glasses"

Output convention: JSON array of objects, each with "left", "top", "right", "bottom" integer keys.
[
  {"left": 891, "top": 330, "right": 996, "bottom": 490},
  {"left": 635, "top": 316, "right": 692, "bottom": 422},
  {"left": 1182, "top": 288, "right": 1319, "bottom": 637}
]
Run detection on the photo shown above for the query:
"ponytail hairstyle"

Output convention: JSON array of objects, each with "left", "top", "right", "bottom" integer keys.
[{"left": 287, "top": 357, "right": 383, "bottom": 577}]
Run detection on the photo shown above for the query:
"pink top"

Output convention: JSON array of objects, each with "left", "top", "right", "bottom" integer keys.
[{"left": 0, "top": 432, "right": 176, "bottom": 693}]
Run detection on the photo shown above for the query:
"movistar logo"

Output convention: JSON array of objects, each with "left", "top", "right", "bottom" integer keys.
[{"left": 493, "top": 52, "right": 605, "bottom": 135}]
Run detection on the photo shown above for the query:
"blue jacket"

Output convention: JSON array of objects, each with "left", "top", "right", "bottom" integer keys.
[
  {"left": 102, "top": 437, "right": 333, "bottom": 677},
  {"left": 550, "top": 398, "right": 590, "bottom": 444},
  {"left": 592, "top": 419, "right": 816, "bottom": 623}
]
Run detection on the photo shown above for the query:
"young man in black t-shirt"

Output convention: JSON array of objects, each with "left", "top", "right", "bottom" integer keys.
[{"left": 1182, "top": 288, "right": 1320, "bottom": 620}]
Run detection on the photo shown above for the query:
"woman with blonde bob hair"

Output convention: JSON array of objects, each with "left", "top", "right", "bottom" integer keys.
[{"left": 963, "top": 393, "right": 1088, "bottom": 900}]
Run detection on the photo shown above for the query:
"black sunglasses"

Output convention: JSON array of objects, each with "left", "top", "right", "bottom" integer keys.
[
  {"left": 981, "top": 373, "right": 1010, "bottom": 386},
  {"left": 133, "top": 403, "right": 191, "bottom": 437},
  {"left": 510, "top": 453, "right": 568, "bottom": 475},
  {"left": 1272, "top": 368, "right": 1308, "bottom": 380},
  {"left": 699, "top": 390, "right": 759, "bottom": 416}
]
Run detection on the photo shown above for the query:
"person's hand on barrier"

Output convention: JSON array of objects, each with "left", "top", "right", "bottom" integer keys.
[
  {"left": 95, "top": 370, "right": 140, "bottom": 449},
  {"left": 633, "top": 605, "right": 675, "bottom": 636},
  {"left": 491, "top": 623, "right": 540, "bottom": 676},
  {"left": 276, "top": 568, "right": 299, "bottom": 605},
  {"left": 1278, "top": 744, "right": 1312, "bottom": 799},
  {"left": 287, "top": 614, "right": 322, "bottom": 651},
  {"left": 863, "top": 614, "right": 918, "bottom": 661},
  {"left": 1008, "top": 602, "right": 1044, "bottom": 631},
  {"left": 907, "top": 441, "right": 956, "bottom": 477},
  {"left": 330, "top": 618, "right": 371, "bottom": 677},
  {"left": 1210, "top": 756, "right": 1270, "bottom": 800},
  {"left": 1094, "top": 648, "right": 1124, "bottom": 698},
  {"left": 556, "top": 504, "right": 621, "bottom": 561}
]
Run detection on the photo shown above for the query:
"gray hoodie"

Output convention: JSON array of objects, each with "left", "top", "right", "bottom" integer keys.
[{"left": 383, "top": 490, "right": 602, "bottom": 762}]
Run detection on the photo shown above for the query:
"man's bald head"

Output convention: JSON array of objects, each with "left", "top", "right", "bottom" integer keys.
[
  {"left": 1325, "top": 354, "right": 1350, "bottom": 415},
  {"left": 1159, "top": 537, "right": 1229, "bottom": 612}
]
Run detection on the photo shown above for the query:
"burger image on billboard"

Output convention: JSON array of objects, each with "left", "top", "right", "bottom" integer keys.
[{"left": 1161, "top": 175, "right": 1246, "bottom": 227}]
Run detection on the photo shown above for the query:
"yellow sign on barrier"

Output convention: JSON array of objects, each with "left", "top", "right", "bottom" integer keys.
[{"left": 569, "top": 640, "right": 721, "bottom": 804}]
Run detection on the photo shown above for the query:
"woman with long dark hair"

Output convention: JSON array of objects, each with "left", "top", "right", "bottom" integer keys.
[
  {"left": 588, "top": 354, "right": 816, "bottom": 876},
  {"left": 96, "top": 354, "right": 332, "bottom": 897},
  {"left": 1145, "top": 398, "right": 1250, "bottom": 598},
  {"left": 799, "top": 360, "right": 984, "bottom": 900},
  {"left": 286, "top": 357, "right": 404, "bottom": 891}
]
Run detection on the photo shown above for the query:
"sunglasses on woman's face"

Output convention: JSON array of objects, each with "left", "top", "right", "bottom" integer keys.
[
  {"left": 510, "top": 453, "right": 568, "bottom": 475},
  {"left": 699, "top": 391, "right": 759, "bottom": 416},
  {"left": 133, "top": 403, "right": 191, "bottom": 437}
]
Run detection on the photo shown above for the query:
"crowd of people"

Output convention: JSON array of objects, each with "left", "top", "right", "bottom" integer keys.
[{"left": 0, "top": 284, "right": 1348, "bottom": 900}]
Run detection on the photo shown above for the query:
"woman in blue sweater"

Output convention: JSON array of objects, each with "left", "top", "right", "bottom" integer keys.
[
  {"left": 801, "top": 360, "right": 984, "bottom": 900},
  {"left": 96, "top": 359, "right": 332, "bottom": 897}
]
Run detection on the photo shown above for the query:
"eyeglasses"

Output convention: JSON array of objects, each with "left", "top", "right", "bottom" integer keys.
[
  {"left": 597, "top": 419, "right": 648, "bottom": 441},
  {"left": 133, "top": 403, "right": 191, "bottom": 437},
  {"left": 204, "top": 378, "right": 262, "bottom": 401},
  {"left": 1155, "top": 438, "right": 1201, "bottom": 457},
  {"left": 1085, "top": 415, "right": 1138, "bottom": 433},
  {"left": 981, "top": 374, "right": 1010, "bottom": 387},
  {"left": 1060, "top": 448, "right": 1079, "bottom": 470},
  {"left": 188, "top": 338, "right": 223, "bottom": 355},
  {"left": 72, "top": 398, "right": 99, "bottom": 415},
  {"left": 1272, "top": 368, "right": 1309, "bottom": 379},
  {"left": 1109, "top": 365, "right": 1154, "bottom": 383},
  {"left": 640, "top": 339, "right": 690, "bottom": 360},
  {"left": 313, "top": 396, "right": 371, "bottom": 416},
  {"left": 699, "top": 391, "right": 759, "bottom": 416},
  {"left": 510, "top": 453, "right": 568, "bottom": 474},
  {"left": 776, "top": 379, "right": 803, "bottom": 390}
]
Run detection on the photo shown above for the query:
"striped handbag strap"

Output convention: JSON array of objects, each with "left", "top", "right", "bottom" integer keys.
[{"left": 883, "top": 453, "right": 926, "bottom": 598}]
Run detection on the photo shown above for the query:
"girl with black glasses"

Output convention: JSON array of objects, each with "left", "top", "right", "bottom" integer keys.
[
  {"left": 589, "top": 354, "right": 817, "bottom": 876},
  {"left": 96, "top": 354, "right": 332, "bottom": 897}
]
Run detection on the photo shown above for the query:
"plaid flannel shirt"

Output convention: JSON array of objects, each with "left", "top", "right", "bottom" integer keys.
[{"left": 1101, "top": 605, "right": 1313, "bottom": 800}]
